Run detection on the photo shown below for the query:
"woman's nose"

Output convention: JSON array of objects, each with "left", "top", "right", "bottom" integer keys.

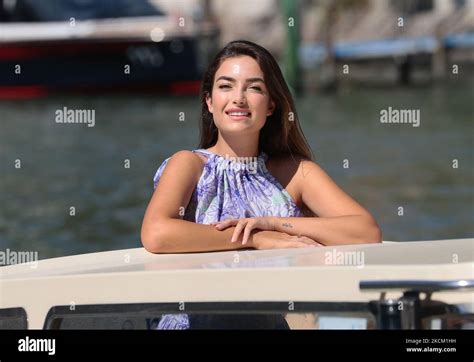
[{"left": 232, "top": 89, "right": 247, "bottom": 105}]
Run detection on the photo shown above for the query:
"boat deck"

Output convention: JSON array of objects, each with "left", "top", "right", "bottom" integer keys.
[{"left": 1, "top": 239, "right": 472, "bottom": 329}]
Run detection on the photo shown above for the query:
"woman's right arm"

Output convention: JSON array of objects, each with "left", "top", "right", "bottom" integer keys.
[
  {"left": 141, "top": 151, "right": 319, "bottom": 253},
  {"left": 141, "top": 150, "right": 248, "bottom": 253}
]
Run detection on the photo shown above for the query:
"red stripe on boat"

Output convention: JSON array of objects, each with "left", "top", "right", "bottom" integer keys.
[
  {"left": 0, "top": 86, "right": 49, "bottom": 99},
  {"left": 0, "top": 42, "right": 129, "bottom": 60},
  {"left": 169, "top": 81, "right": 201, "bottom": 94}
]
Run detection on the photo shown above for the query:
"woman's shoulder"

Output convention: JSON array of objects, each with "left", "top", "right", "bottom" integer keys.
[
  {"left": 168, "top": 150, "right": 207, "bottom": 165},
  {"left": 160, "top": 150, "right": 208, "bottom": 174},
  {"left": 153, "top": 150, "right": 206, "bottom": 189}
]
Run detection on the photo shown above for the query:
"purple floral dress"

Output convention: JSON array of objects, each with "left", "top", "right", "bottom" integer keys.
[{"left": 152, "top": 148, "right": 302, "bottom": 329}]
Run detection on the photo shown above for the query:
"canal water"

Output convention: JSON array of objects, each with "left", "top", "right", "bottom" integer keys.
[{"left": 1, "top": 76, "right": 472, "bottom": 259}]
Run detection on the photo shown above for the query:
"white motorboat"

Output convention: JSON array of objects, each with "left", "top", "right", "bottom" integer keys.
[{"left": 0, "top": 238, "right": 472, "bottom": 330}]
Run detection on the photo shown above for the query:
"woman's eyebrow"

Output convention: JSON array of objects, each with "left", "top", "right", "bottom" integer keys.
[{"left": 216, "top": 76, "right": 265, "bottom": 83}]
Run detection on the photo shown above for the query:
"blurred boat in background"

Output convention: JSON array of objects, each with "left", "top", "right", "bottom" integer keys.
[{"left": 0, "top": 0, "right": 218, "bottom": 98}]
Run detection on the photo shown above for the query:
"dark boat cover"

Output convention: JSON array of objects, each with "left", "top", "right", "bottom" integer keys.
[{"left": 3, "top": 0, "right": 164, "bottom": 22}]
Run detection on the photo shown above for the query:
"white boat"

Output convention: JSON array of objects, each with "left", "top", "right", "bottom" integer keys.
[
  {"left": 0, "top": 0, "right": 218, "bottom": 98},
  {"left": 0, "top": 238, "right": 472, "bottom": 330}
]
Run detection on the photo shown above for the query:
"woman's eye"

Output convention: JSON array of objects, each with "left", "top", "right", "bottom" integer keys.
[
  {"left": 218, "top": 84, "right": 231, "bottom": 89},
  {"left": 249, "top": 86, "right": 262, "bottom": 91}
]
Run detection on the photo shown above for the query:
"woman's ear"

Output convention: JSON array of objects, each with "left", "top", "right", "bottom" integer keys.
[
  {"left": 205, "top": 93, "right": 213, "bottom": 113},
  {"left": 267, "top": 100, "right": 275, "bottom": 116}
]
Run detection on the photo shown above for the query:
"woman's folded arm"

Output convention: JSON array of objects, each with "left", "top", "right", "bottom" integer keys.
[
  {"left": 142, "top": 150, "right": 252, "bottom": 253},
  {"left": 144, "top": 218, "right": 255, "bottom": 253}
]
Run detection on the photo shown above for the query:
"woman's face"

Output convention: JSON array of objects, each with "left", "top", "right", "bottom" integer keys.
[{"left": 206, "top": 55, "right": 274, "bottom": 135}]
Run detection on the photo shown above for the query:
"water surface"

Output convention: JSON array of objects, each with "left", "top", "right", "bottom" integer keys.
[{"left": 1, "top": 77, "right": 472, "bottom": 259}]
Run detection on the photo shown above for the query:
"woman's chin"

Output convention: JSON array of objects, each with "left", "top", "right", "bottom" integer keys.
[{"left": 218, "top": 124, "right": 255, "bottom": 133}]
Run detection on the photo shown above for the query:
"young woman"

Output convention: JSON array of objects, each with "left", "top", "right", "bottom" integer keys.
[
  {"left": 141, "top": 40, "right": 382, "bottom": 330},
  {"left": 141, "top": 40, "right": 382, "bottom": 254}
]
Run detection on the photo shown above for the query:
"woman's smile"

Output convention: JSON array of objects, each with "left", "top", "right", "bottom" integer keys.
[{"left": 225, "top": 108, "right": 252, "bottom": 121}]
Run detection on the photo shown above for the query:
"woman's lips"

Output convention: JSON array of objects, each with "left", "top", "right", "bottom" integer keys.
[{"left": 226, "top": 111, "right": 251, "bottom": 121}]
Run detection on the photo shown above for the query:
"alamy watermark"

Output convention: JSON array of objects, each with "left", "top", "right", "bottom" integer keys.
[
  {"left": 325, "top": 249, "right": 365, "bottom": 267},
  {"left": 55, "top": 106, "right": 95, "bottom": 127},
  {"left": 0, "top": 248, "right": 38, "bottom": 268},
  {"left": 18, "top": 337, "right": 55, "bottom": 355},
  {"left": 217, "top": 154, "right": 258, "bottom": 174},
  {"left": 380, "top": 107, "right": 420, "bottom": 127}
]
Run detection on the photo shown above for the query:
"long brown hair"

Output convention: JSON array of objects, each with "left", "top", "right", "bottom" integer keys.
[{"left": 198, "top": 40, "right": 314, "bottom": 162}]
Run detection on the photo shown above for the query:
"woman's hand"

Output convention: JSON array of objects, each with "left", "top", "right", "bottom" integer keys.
[
  {"left": 211, "top": 217, "right": 277, "bottom": 245},
  {"left": 250, "top": 230, "right": 324, "bottom": 250}
]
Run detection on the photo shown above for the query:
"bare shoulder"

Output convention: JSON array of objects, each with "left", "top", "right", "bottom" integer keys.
[
  {"left": 272, "top": 155, "right": 331, "bottom": 187},
  {"left": 297, "top": 158, "right": 326, "bottom": 179},
  {"left": 168, "top": 150, "right": 205, "bottom": 166},
  {"left": 146, "top": 150, "right": 206, "bottom": 225},
  {"left": 161, "top": 150, "right": 206, "bottom": 182}
]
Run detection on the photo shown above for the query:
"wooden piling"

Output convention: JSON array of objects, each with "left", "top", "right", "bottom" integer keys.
[{"left": 282, "top": 0, "right": 301, "bottom": 94}]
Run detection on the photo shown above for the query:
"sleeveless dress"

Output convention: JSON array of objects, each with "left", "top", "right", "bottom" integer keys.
[{"left": 152, "top": 148, "right": 303, "bottom": 329}]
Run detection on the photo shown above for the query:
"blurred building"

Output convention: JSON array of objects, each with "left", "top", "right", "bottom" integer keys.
[
  {"left": 151, "top": 0, "right": 474, "bottom": 57},
  {"left": 1, "top": 0, "right": 472, "bottom": 96}
]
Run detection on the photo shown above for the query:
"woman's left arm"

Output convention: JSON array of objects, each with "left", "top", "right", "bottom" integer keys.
[
  {"left": 273, "top": 215, "right": 381, "bottom": 246},
  {"left": 214, "top": 160, "right": 382, "bottom": 246},
  {"left": 274, "top": 160, "right": 382, "bottom": 245}
]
